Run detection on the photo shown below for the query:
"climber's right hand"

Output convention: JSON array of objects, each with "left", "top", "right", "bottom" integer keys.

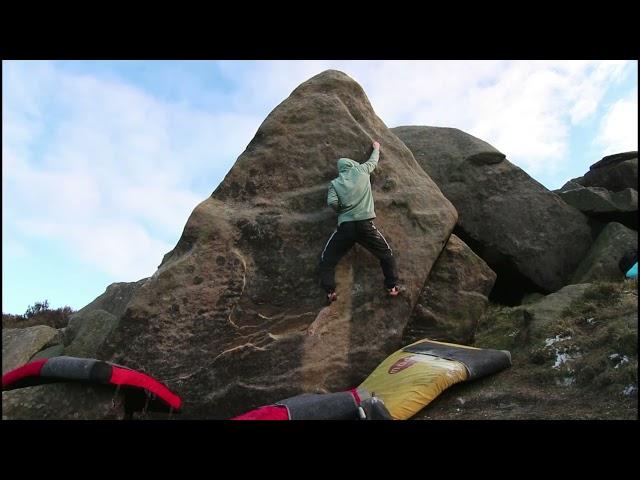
[{"left": 372, "top": 141, "right": 380, "bottom": 150}]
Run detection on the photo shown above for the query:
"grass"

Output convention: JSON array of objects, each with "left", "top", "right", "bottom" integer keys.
[{"left": 461, "top": 279, "right": 638, "bottom": 417}]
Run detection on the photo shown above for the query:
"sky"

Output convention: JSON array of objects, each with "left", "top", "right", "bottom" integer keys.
[{"left": 2, "top": 60, "right": 638, "bottom": 315}]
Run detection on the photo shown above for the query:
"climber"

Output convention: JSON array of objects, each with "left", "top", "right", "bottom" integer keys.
[{"left": 319, "top": 140, "right": 399, "bottom": 304}]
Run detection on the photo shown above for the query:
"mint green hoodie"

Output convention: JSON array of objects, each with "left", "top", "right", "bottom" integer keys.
[{"left": 327, "top": 148, "right": 379, "bottom": 226}]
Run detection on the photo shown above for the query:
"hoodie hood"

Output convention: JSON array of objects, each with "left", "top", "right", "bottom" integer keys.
[{"left": 337, "top": 158, "right": 359, "bottom": 172}]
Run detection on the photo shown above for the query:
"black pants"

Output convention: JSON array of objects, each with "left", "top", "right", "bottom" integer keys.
[{"left": 319, "top": 219, "right": 399, "bottom": 293}]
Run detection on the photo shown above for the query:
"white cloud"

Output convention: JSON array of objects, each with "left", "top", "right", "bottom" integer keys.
[
  {"left": 567, "top": 60, "right": 629, "bottom": 123},
  {"left": 2, "top": 61, "right": 261, "bottom": 283},
  {"left": 113, "top": 185, "right": 202, "bottom": 234},
  {"left": 2, "top": 239, "right": 30, "bottom": 260},
  {"left": 69, "top": 220, "right": 173, "bottom": 279},
  {"left": 217, "top": 60, "right": 633, "bottom": 177},
  {"left": 16, "top": 218, "right": 173, "bottom": 278},
  {"left": 367, "top": 60, "right": 629, "bottom": 176},
  {"left": 595, "top": 89, "right": 638, "bottom": 156}
]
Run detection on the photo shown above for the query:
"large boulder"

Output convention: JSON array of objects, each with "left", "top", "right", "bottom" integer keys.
[
  {"left": 513, "top": 283, "right": 593, "bottom": 336},
  {"left": 2, "top": 384, "right": 127, "bottom": 420},
  {"left": 64, "top": 309, "right": 119, "bottom": 357},
  {"left": 570, "top": 222, "right": 638, "bottom": 284},
  {"left": 61, "top": 278, "right": 146, "bottom": 349},
  {"left": 30, "top": 344, "right": 65, "bottom": 361},
  {"left": 74, "top": 278, "right": 147, "bottom": 320},
  {"left": 403, "top": 234, "right": 496, "bottom": 345},
  {"left": 555, "top": 152, "right": 638, "bottom": 231},
  {"left": 392, "top": 126, "right": 593, "bottom": 302},
  {"left": 559, "top": 186, "right": 637, "bottom": 232},
  {"left": 557, "top": 187, "right": 637, "bottom": 215},
  {"left": 98, "top": 70, "right": 458, "bottom": 418},
  {"left": 578, "top": 152, "right": 637, "bottom": 193},
  {"left": 2, "top": 326, "right": 61, "bottom": 374}
]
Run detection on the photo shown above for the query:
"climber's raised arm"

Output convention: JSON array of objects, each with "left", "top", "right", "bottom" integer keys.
[{"left": 357, "top": 141, "right": 380, "bottom": 175}]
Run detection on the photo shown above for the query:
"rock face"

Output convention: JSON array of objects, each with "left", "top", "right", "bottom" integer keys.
[
  {"left": 392, "top": 126, "right": 594, "bottom": 302},
  {"left": 64, "top": 310, "right": 119, "bottom": 358},
  {"left": 557, "top": 187, "right": 637, "bottom": 214},
  {"left": 2, "top": 384, "right": 127, "bottom": 420},
  {"left": 557, "top": 186, "right": 637, "bottom": 231},
  {"left": 74, "top": 278, "right": 148, "bottom": 320},
  {"left": 56, "top": 279, "right": 147, "bottom": 356},
  {"left": 570, "top": 222, "right": 638, "bottom": 284},
  {"left": 577, "top": 152, "right": 638, "bottom": 193},
  {"left": 98, "top": 70, "right": 458, "bottom": 418},
  {"left": 556, "top": 152, "right": 638, "bottom": 231},
  {"left": 403, "top": 234, "right": 496, "bottom": 345},
  {"left": 513, "top": 283, "right": 593, "bottom": 336},
  {"left": 30, "top": 344, "right": 65, "bottom": 361},
  {"left": 2, "top": 326, "right": 61, "bottom": 374}
]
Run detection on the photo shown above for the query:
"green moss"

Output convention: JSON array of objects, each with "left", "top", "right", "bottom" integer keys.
[
  {"left": 584, "top": 282, "right": 620, "bottom": 303},
  {"left": 527, "top": 364, "right": 560, "bottom": 386},
  {"left": 562, "top": 281, "right": 623, "bottom": 318},
  {"left": 476, "top": 280, "right": 637, "bottom": 407},
  {"left": 528, "top": 346, "right": 551, "bottom": 365},
  {"left": 474, "top": 305, "right": 526, "bottom": 351},
  {"left": 548, "top": 282, "right": 637, "bottom": 396}
]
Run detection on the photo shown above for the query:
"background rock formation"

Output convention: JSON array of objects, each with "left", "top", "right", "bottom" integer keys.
[
  {"left": 2, "top": 326, "right": 61, "bottom": 374},
  {"left": 403, "top": 234, "right": 496, "bottom": 345},
  {"left": 392, "top": 126, "right": 594, "bottom": 303},
  {"left": 2, "top": 384, "right": 127, "bottom": 420},
  {"left": 560, "top": 152, "right": 638, "bottom": 193},
  {"left": 61, "top": 278, "right": 147, "bottom": 356},
  {"left": 72, "top": 279, "right": 148, "bottom": 320},
  {"left": 570, "top": 222, "right": 638, "bottom": 284},
  {"left": 556, "top": 152, "right": 638, "bottom": 232}
]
